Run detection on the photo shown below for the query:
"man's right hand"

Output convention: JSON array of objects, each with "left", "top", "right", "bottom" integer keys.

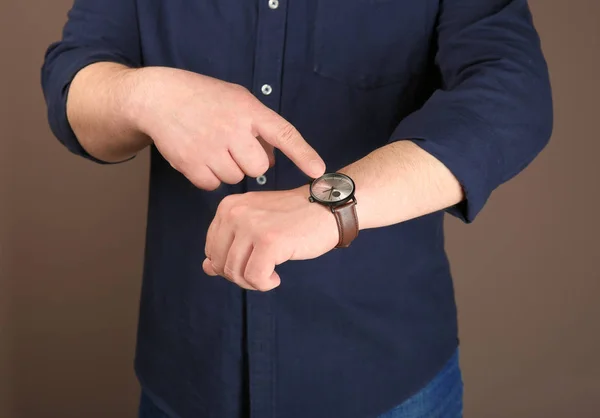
[{"left": 129, "top": 67, "right": 325, "bottom": 190}]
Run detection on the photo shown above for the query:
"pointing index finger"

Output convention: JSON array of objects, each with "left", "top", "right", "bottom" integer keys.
[{"left": 253, "top": 108, "right": 325, "bottom": 178}]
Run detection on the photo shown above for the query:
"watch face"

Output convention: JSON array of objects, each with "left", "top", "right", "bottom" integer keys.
[{"left": 310, "top": 173, "right": 355, "bottom": 204}]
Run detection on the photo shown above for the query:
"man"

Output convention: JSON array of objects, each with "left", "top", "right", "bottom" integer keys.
[{"left": 41, "top": 0, "right": 552, "bottom": 417}]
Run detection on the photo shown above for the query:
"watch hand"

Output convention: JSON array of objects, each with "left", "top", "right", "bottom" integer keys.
[{"left": 328, "top": 187, "right": 334, "bottom": 200}]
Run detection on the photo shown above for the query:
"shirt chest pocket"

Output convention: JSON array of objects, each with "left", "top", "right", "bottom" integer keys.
[{"left": 313, "top": 0, "right": 435, "bottom": 89}]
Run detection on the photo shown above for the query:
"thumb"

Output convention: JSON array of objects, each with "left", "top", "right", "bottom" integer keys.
[{"left": 254, "top": 109, "right": 325, "bottom": 178}]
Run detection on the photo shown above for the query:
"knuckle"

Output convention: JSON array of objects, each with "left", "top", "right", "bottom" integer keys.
[
  {"left": 245, "top": 276, "right": 268, "bottom": 292},
  {"left": 230, "top": 83, "right": 250, "bottom": 95},
  {"left": 230, "top": 170, "right": 245, "bottom": 184},
  {"left": 244, "top": 272, "right": 257, "bottom": 285},
  {"left": 255, "top": 156, "right": 270, "bottom": 176},
  {"left": 232, "top": 86, "right": 256, "bottom": 109},
  {"left": 190, "top": 176, "right": 220, "bottom": 191},
  {"left": 185, "top": 166, "right": 221, "bottom": 191},
  {"left": 227, "top": 193, "right": 243, "bottom": 203},
  {"left": 227, "top": 203, "right": 247, "bottom": 220},
  {"left": 218, "top": 194, "right": 237, "bottom": 212},
  {"left": 223, "top": 265, "right": 238, "bottom": 280},
  {"left": 188, "top": 175, "right": 203, "bottom": 188},
  {"left": 246, "top": 158, "right": 269, "bottom": 178},
  {"left": 175, "top": 161, "right": 189, "bottom": 177},
  {"left": 203, "top": 179, "right": 221, "bottom": 191},
  {"left": 211, "top": 261, "right": 224, "bottom": 275},
  {"left": 276, "top": 123, "right": 298, "bottom": 147},
  {"left": 258, "top": 231, "right": 279, "bottom": 247}
]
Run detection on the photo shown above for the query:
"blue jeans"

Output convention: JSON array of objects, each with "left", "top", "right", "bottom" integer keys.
[
  {"left": 377, "top": 349, "right": 463, "bottom": 418},
  {"left": 139, "top": 350, "right": 462, "bottom": 418}
]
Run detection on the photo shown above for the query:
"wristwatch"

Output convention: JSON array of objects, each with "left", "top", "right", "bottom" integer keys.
[{"left": 308, "top": 173, "right": 359, "bottom": 248}]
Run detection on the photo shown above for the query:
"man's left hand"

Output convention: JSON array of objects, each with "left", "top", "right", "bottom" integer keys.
[{"left": 203, "top": 186, "right": 339, "bottom": 291}]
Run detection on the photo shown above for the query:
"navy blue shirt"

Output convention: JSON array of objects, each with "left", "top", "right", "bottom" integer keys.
[{"left": 41, "top": 1, "right": 552, "bottom": 417}]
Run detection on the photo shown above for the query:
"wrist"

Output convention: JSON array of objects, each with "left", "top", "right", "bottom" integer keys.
[
  {"left": 294, "top": 185, "right": 340, "bottom": 246},
  {"left": 295, "top": 184, "right": 344, "bottom": 248},
  {"left": 121, "top": 67, "right": 149, "bottom": 137},
  {"left": 337, "top": 167, "right": 367, "bottom": 230}
]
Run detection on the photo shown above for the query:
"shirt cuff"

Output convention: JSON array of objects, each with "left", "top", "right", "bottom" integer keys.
[
  {"left": 42, "top": 46, "right": 137, "bottom": 164},
  {"left": 389, "top": 101, "right": 496, "bottom": 223}
]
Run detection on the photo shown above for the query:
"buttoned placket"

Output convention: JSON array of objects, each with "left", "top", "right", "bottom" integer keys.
[{"left": 245, "top": 1, "right": 288, "bottom": 417}]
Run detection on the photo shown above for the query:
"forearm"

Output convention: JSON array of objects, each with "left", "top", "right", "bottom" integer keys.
[
  {"left": 66, "top": 62, "right": 150, "bottom": 162},
  {"left": 339, "top": 141, "right": 464, "bottom": 230}
]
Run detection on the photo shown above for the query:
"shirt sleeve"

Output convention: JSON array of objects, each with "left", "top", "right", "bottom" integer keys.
[
  {"left": 389, "top": 0, "right": 553, "bottom": 223},
  {"left": 41, "top": 0, "right": 142, "bottom": 163}
]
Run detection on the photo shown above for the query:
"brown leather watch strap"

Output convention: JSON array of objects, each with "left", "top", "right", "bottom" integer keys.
[{"left": 332, "top": 200, "right": 359, "bottom": 248}]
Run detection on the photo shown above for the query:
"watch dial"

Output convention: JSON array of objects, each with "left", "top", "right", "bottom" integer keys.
[{"left": 310, "top": 173, "right": 354, "bottom": 204}]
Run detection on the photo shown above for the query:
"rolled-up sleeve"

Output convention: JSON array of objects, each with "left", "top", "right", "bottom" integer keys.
[
  {"left": 41, "top": 0, "right": 141, "bottom": 163},
  {"left": 390, "top": 0, "right": 553, "bottom": 222}
]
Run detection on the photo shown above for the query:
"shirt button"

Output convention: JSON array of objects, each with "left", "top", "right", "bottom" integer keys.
[
  {"left": 256, "top": 175, "right": 267, "bottom": 186},
  {"left": 261, "top": 84, "right": 273, "bottom": 96},
  {"left": 268, "top": 0, "right": 279, "bottom": 9}
]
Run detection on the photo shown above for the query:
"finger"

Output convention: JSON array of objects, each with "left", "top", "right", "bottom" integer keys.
[
  {"left": 228, "top": 135, "right": 271, "bottom": 178},
  {"left": 257, "top": 136, "right": 276, "bottom": 168},
  {"left": 208, "top": 151, "right": 246, "bottom": 184},
  {"left": 209, "top": 224, "right": 235, "bottom": 276},
  {"left": 253, "top": 109, "right": 325, "bottom": 178},
  {"left": 203, "top": 258, "right": 256, "bottom": 290},
  {"left": 205, "top": 216, "right": 221, "bottom": 259},
  {"left": 185, "top": 165, "right": 221, "bottom": 191},
  {"left": 244, "top": 245, "right": 281, "bottom": 291},
  {"left": 202, "top": 258, "right": 218, "bottom": 276},
  {"left": 223, "top": 236, "right": 257, "bottom": 290}
]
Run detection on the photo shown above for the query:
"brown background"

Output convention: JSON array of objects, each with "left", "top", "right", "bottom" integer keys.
[{"left": 1, "top": 0, "right": 599, "bottom": 417}]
